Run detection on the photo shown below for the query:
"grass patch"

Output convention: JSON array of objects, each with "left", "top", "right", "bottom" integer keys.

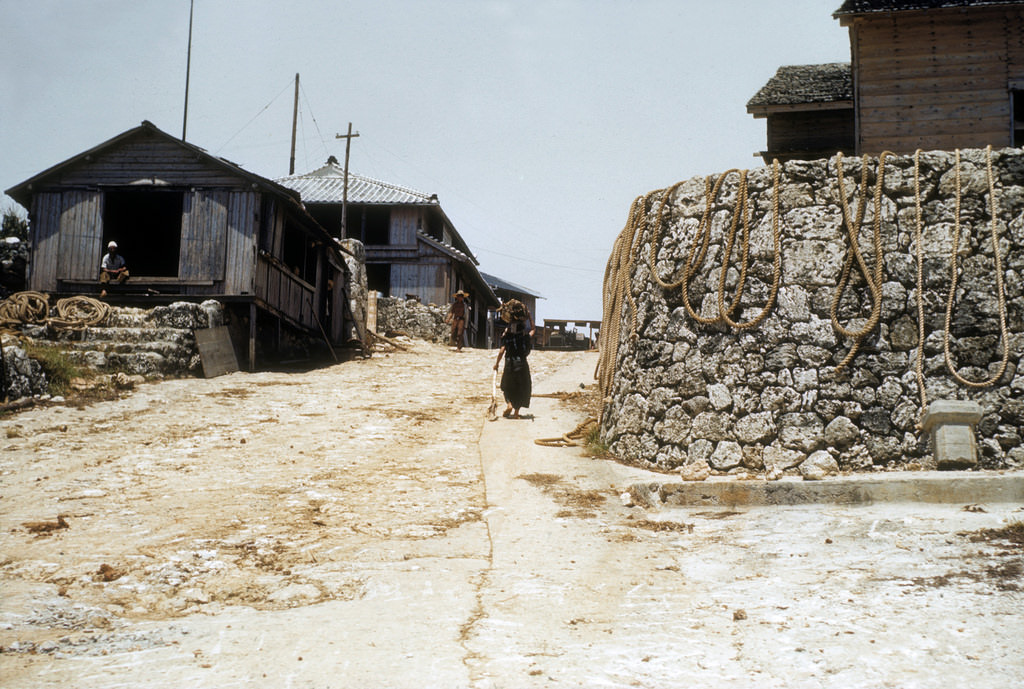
[
  {"left": 23, "top": 342, "right": 85, "bottom": 396},
  {"left": 583, "top": 423, "right": 610, "bottom": 457}
]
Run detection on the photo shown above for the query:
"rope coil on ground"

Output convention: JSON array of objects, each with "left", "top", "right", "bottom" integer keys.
[
  {"left": 0, "top": 292, "right": 111, "bottom": 330},
  {"left": 0, "top": 291, "right": 50, "bottom": 327},
  {"left": 534, "top": 417, "right": 597, "bottom": 448}
]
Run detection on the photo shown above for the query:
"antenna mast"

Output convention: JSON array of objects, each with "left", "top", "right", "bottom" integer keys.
[
  {"left": 289, "top": 73, "right": 299, "bottom": 174},
  {"left": 182, "top": 0, "right": 195, "bottom": 140}
]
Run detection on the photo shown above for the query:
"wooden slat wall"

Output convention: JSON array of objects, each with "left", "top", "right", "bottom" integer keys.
[
  {"left": 853, "top": 7, "right": 1024, "bottom": 153},
  {"left": 390, "top": 207, "right": 419, "bottom": 246},
  {"left": 28, "top": 192, "right": 63, "bottom": 291},
  {"left": 768, "top": 110, "right": 854, "bottom": 152},
  {"left": 56, "top": 135, "right": 247, "bottom": 188},
  {"left": 57, "top": 190, "right": 103, "bottom": 281},
  {"left": 224, "top": 191, "right": 257, "bottom": 294},
  {"left": 390, "top": 259, "right": 448, "bottom": 305},
  {"left": 255, "top": 254, "right": 316, "bottom": 329},
  {"left": 179, "top": 190, "right": 228, "bottom": 282}
]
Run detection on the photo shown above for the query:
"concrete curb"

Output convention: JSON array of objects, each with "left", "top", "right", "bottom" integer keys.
[{"left": 629, "top": 471, "right": 1024, "bottom": 507}]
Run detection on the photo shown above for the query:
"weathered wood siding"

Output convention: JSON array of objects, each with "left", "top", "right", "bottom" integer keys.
[
  {"left": 27, "top": 192, "right": 62, "bottom": 291},
  {"left": 390, "top": 207, "right": 419, "bottom": 246},
  {"left": 224, "top": 192, "right": 258, "bottom": 294},
  {"left": 55, "top": 133, "right": 248, "bottom": 188},
  {"left": 255, "top": 254, "right": 316, "bottom": 330},
  {"left": 391, "top": 258, "right": 448, "bottom": 305},
  {"left": 851, "top": 6, "right": 1024, "bottom": 153},
  {"left": 766, "top": 109, "right": 855, "bottom": 160},
  {"left": 180, "top": 191, "right": 228, "bottom": 282},
  {"left": 56, "top": 191, "right": 103, "bottom": 282},
  {"left": 177, "top": 190, "right": 257, "bottom": 293}
]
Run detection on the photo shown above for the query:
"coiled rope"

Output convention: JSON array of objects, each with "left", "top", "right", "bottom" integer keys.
[
  {"left": 830, "top": 151, "right": 892, "bottom": 372},
  {"left": 0, "top": 291, "right": 50, "bottom": 327},
  {"left": 0, "top": 292, "right": 111, "bottom": 330}
]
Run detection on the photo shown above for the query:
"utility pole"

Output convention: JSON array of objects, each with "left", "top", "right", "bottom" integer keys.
[
  {"left": 335, "top": 123, "right": 360, "bottom": 238},
  {"left": 289, "top": 73, "right": 299, "bottom": 174},
  {"left": 182, "top": 0, "right": 195, "bottom": 140}
]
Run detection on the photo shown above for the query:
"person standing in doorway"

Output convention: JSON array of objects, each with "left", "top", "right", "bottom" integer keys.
[{"left": 493, "top": 298, "right": 532, "bottom": 419}]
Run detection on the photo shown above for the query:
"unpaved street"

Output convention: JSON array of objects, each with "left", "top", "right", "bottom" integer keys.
[{"left": 1, "top": 342, "right": 1023, "bottom": 688}]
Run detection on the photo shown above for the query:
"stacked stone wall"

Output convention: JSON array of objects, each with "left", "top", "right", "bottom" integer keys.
[
  {"left": 376, "top": 297, "right": 449, "bottom": 343},
  {"left": 603, "top": 148, "right": 1024, "bottom": 475}
]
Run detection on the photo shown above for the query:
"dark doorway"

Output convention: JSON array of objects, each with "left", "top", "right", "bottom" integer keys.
[
  {"left": 366, "top": 263, "right": 390, "bottom": 296},
  {"left": 103, "top": 190, "right": 183, "bottom": 277}
]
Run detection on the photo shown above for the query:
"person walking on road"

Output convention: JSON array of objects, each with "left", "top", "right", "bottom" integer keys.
[
  {"left": 493, "top": 298, "right": 532, "bottom": 419},
  {"left": 445, "top": 290, "right": 470, "bottom": 351}
]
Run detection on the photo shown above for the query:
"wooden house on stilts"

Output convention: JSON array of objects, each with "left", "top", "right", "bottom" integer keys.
[{"left": 4, "top": 121, "right": 353, "bottom": 368}]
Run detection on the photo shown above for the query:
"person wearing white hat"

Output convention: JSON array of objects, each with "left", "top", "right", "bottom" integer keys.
[{"left": 99, "top": 240, "right": 129, "bottom": 288}]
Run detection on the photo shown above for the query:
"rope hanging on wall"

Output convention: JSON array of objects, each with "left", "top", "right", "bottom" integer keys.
[
  {"left": 942, "top": 146, "right": 1010, "bottom": 388},
  {"left": 829, "top": 151, "right": 892, "bottom": 372},
  {"left": 596, "top": 193, "right": 651, "bottom": 421},
  {"left": 909, "top": 146, "right": 1011, "bottom": 429},
  {"left": 648, "top": 161, "right": 782, "bottom": 330},
  {"left": 597, "top": 161, "right": 783, "bottom": 422}
]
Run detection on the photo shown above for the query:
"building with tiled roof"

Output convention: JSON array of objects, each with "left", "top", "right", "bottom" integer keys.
[{"left": 277, "top": 159, "right": 498, "bottom": 348}]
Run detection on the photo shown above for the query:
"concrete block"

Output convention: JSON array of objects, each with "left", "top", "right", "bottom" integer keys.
[{"left": 921, "top": 400, "right": 983, "bottom": 470}]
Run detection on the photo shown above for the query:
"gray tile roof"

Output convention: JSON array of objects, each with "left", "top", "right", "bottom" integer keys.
[
  {"left": 276, "top": 160, "right": 437, "bottom": 205},
  {"left": 480, "top": 271, "right": 544, "bottom": 299},
  {"left": 834, "top": 0, "right": 1023, "bottom": 15},
  {"left": 747, "top": 63, "right": 853, "bottom": 109}
]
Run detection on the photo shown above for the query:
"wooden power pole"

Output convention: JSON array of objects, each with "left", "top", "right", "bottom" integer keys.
[
  {"left": 289, "top": 74, "right": 299, "bottom": 174},
  {"left": 335, "top": 123, "right": 360, "bottom": 238}
]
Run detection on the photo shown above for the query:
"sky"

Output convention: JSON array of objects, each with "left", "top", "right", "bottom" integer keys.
[{"left": 0, "top": 0, "right": 850, "bottom": 323}]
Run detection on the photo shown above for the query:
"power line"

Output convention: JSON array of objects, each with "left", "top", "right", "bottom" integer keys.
[
  {"left": 215, "top": 77, "right": 295, "bottom": 155},
  {"left": 470, "top": 245, "right": 602, "bottom": 273}
]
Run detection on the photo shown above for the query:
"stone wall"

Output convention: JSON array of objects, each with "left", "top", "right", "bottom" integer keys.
[
  {"left": 602, "top": 147, "right": 1024, "bottom": 476},
  {"left": 376, "top": 297, "right": 449, "bottom": 343}
]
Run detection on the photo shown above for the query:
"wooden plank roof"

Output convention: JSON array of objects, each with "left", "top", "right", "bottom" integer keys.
[
  {"left": 4, "top": 120, "right": 337, "bottom": 247},
  {"left": 747, "top": 63, "right": 853, "bottom": 113}
]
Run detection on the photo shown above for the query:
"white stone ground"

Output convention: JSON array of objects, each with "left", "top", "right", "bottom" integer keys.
[{"left": 1, "top": 342, "right": 1022, "bottom": 687}]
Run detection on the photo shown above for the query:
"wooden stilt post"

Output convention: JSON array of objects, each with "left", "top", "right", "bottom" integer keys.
[{"left": 248, "top": 302, "right": 257, "bottom": 371}]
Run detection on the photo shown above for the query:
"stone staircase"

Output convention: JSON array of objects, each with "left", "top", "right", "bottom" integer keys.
[{"left": 20, "top": 300, "right": 225, "bottom": 378}]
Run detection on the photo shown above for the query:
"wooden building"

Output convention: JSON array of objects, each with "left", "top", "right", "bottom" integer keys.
[
  {"left": 4, "top": 121, "right": 351, "bottom": 367},
  {"left": 749, "top": 0, "right": 1024, "bottom": 159},
  {"left": 746, "top": 63, "right": 855, "bottom": 164},
  {"left": 277, "top": 160, "right": 498, "bottom": 347}
]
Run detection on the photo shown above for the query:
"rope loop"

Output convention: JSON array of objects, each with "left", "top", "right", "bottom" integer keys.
[
  {"left": 942, "top": 145, "right": 1010, "bottom": 388},
  {"left": 830, "top": 151, "right": 891, "bottom": 372}
]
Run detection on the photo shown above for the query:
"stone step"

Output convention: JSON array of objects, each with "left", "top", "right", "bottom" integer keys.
[{"left": 53, "top": 326, "right": 194, "bottom": 346}]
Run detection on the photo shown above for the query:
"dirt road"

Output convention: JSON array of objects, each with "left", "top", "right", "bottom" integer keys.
[{"left": 1, "top": 341, "right": 1022, "bottom": 687}]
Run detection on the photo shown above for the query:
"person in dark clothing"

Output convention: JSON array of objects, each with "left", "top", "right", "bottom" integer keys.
[{"left": 493, "top": 299, "right": 532, "bottom": 419}]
